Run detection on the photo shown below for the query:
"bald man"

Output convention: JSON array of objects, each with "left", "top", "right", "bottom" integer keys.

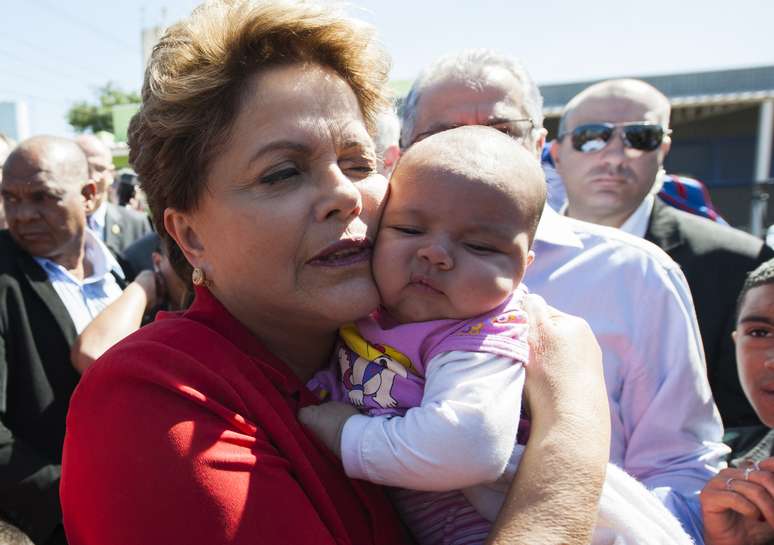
[
  {"left": 0, "top": 133, "right": 16, "bottom": 230},
  {"left": 74, "top": 135, "right": 152, "bottom": 257},
  {"left": 553, "top": 79, "right": 774, "bottom": 428},
  {"left": 0, "top": 136, "right": 125, "bottom": 544}
]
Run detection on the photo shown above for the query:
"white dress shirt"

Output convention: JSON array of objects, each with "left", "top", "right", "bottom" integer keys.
[
  {"left": 527, "top": 206, "right": 726, "bottom": 542},
  {"left": 619, "top": 195, "right": 656, "bottom": 238},
  {"left": 34, "top": 228, "right": 124, "bottom": 334},
  {"left": 87, "top": 202, "right": 108, "bottom": 242}
]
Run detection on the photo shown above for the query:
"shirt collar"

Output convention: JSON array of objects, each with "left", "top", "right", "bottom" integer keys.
[
  {"left": 558, "top": 194, "right": 655, "bottom": 240},
  {"left": 33, "top": 228, "right": 124, "bottom": 284},
  {"left": 89, "top": 202, "right": 108, "bottom": 235},
  {"left": 619, "top": 195, "right": 655, "bottom": 238},
  {"left": 83, "top": 227, "right": 124, "bottom": 279},
  {"left": 534, "top": 204, "right": 583, "bottom": 249}
]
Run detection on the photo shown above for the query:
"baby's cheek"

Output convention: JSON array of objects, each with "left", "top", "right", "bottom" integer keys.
[
  {"left": 371, "top": 241, "right": 400, "bottom": 304},
  {"left": 493, "top": 275, "right": 517, "bottom": 294}
]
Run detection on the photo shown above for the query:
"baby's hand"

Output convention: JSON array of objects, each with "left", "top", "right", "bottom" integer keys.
[{"left": 298, "top": 401, "right": 359, "bottom": 459}]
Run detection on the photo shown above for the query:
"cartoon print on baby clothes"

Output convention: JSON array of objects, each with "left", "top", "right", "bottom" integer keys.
[
  {"left": 338, "top": 347, "right": 408, "bottom": 409},
  {"left": 458, "top": 310, "right": 528, "bottom": 337},
  {"left": 338, "top": 323, "right": 419, "bottom": 411}
]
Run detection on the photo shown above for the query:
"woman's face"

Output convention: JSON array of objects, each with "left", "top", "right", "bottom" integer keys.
[
  {"left": 734, "top": 283, "right": 774, "bottom": 427},
  {"left": 173, "top": 64, "right": 386, "bottom": 337}
]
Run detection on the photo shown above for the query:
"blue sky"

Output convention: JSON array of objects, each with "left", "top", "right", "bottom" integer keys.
[{"left": 3, "top": 0, "right": 773, "bottom": 136}]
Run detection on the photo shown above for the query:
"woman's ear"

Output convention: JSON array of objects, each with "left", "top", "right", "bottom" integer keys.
[{"left": 164, "top": 208, "right": 205, "bottom": 268}]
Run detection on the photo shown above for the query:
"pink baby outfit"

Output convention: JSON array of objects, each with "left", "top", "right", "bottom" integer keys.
[{"left": 309, "top": 287, "right": 529, "bottom": 545}]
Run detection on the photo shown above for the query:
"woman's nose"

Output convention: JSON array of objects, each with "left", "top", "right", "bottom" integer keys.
[
  {"left": 314, "top": 165, "right": 363, "bottom": 222},
  {"left": 417, "top": 243, "right": 453, "bottom": 270}
]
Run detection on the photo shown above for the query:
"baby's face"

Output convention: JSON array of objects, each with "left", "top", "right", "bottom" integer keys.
[{"left": 372, "top": 161, "right": 534, "bottom": 323}]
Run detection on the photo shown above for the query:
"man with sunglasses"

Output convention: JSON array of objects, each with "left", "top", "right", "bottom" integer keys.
[
  {"left": 401, "top": 50, "right": 727, "bottom": 544},
  {"left": 553, "top": 78, "right": 773, "bottom": 430}
]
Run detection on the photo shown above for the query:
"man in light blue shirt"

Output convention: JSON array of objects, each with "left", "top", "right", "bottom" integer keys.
[
  {"left": 400, "top": 49, "right": 727, "bottom": 544},
  {"left": 32, "top": 227, "right": 124, "bottom": 334},
  {"left": 0, "top": 135, "right": 123, "bottom": 543}
]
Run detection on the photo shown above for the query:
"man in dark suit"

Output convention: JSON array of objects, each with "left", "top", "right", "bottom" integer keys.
[
  {"left": 0, "top": 136, "right": 125, "bottom": 544},
  {"left": 0, "top": 133, "right": 16, "bottom": 230},
  {"left": 74, "top": 135, "right": 152, "bottom": 257},
  {"left": 552, "top": 78, "right": 773, "bottom": 427}
]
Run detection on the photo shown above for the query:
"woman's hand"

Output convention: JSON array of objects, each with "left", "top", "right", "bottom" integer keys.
[
  {"left": 486, "top": 295, "right": 609, "bottom": 545},
  {"left": 133, "top": 269, "right": 165, "bottom": 311},
  {"left": 298, "top": 401, "right": 359, "bottom": 458},
  {"left": 701, "top": 459, "right": 774, "bottom": 545}
]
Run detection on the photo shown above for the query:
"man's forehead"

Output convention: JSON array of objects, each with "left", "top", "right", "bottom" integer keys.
[
  {"left": 567, "top": 95, "right": 661, "bottom": 127},
  {"left": 86, "top": 153, "right": 112, "bottom": 167},
  {"left": 415, "top": 78, "right": 527, "bottom": 133},
  {"left": 2, "top": 164, "right": 71, "bottom": 193}
]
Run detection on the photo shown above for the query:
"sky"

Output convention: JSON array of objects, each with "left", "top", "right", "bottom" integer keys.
[{"left": 2, "top": 0, "right": 773, "bottom": 137}]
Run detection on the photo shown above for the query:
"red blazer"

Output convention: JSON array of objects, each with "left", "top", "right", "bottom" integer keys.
[{"left": 61, "top": 287, "right": 407, "bottom": 545}]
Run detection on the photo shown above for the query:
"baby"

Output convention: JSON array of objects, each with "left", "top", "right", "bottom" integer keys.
[{"left": 302, "top": 126, "right": 692, "bottom": 545}]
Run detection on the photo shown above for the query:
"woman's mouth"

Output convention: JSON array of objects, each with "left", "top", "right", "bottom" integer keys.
[{"left": 307, "top": 238, "right": 372, "bottom": 267}]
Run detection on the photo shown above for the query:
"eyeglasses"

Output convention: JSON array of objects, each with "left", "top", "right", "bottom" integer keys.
[
  {"left": 410, "top": 118, "right": 536, "bottom": 146},
  {"left": 559, "top": 122, "right": 671, "bottom": 154}
]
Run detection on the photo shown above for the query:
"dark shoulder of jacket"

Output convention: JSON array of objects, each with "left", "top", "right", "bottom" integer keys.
[
  {"left": 665, "top": 205, "right": 768, "bottom": 259},
  {"left": 117, "top": 205, "right": 152, "bottom": 228},
  {"left": 0, "top": 230, "right": 24, "bottom": 274}
]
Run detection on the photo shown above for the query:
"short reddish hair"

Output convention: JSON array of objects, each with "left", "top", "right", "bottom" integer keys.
[{"left": 128, "top": 0, "right": 390, "bottom": 279}]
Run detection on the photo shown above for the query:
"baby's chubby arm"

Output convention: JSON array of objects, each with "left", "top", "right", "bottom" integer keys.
[
  {"left": 301, "top": 351, "right": 525, "bottom": 491},
  {"left": 298, "top": 400, "right": 359, "bottom": 458}
]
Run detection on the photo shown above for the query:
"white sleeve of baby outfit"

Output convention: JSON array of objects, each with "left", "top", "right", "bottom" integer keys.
[{"left": 340, "top": 350, "right": 524, "bottom": 491}]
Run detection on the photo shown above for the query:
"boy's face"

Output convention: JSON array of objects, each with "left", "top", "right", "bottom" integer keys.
[
  {"left": 734, "top": 283, "right": 774, "bottom": 427},
  {"left": 372, "top": 160, "right": 534, "bottom": 323}
]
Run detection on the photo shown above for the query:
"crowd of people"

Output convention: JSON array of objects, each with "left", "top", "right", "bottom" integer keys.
[{"left": 0, "top": 1, "right": 772, "bottom": 544}]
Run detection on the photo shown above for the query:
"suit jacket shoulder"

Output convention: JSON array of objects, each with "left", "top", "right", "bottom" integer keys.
[
  {"left": 0, "top": 229, "right": 77, "bottom": 349},
  {"left": 104, "top": 203, "right": 153, "bottom": 255},
  {"left": 646, "top": 198, "right": 771, "bottom": 265},
  {"left": 646, "top": 198, "right": 773, "bottom": 427},
  {"left": 0, "top": 231, "right": 79, "bottom": 541}
]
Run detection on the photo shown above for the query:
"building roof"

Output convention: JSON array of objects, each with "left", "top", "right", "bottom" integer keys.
[{"left": 541, "top": 65, "right": 774, "bottom": 116}]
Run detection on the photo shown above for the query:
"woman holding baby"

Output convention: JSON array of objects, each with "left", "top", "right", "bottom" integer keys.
[{"left": 60, "top": 1, "right": 610, "bottom": 544}]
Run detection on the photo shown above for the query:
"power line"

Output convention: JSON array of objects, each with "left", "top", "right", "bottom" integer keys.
[
  {"left": 0, "top": 69, "right": 64, "bottom": 90},
  {"left": 7, "top": 34, "right": 113, "bottom": 81},
  {"left": 0, "top": 46, "right": 101, "bottom": 87},
  {"left": 0, "top": 88, "right": 72, "bottom": 107},
  {"left": 28, "top": 0, "right": 138, "bottom": 60}
]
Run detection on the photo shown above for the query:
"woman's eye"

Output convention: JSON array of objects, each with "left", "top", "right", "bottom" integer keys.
[
  {"left": 748, "top": 328, "right": 773, "bottom": 338},
  {"left": 260, "top": 167, "right": 299, "bottom": 185},
  {"left": 345, "top": 162, "right": 376, "bottom": 177}
]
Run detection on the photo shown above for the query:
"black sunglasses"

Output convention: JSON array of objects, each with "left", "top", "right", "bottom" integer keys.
[{"left": 559, "top": 122, "right": 671, "bottom": 153}]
